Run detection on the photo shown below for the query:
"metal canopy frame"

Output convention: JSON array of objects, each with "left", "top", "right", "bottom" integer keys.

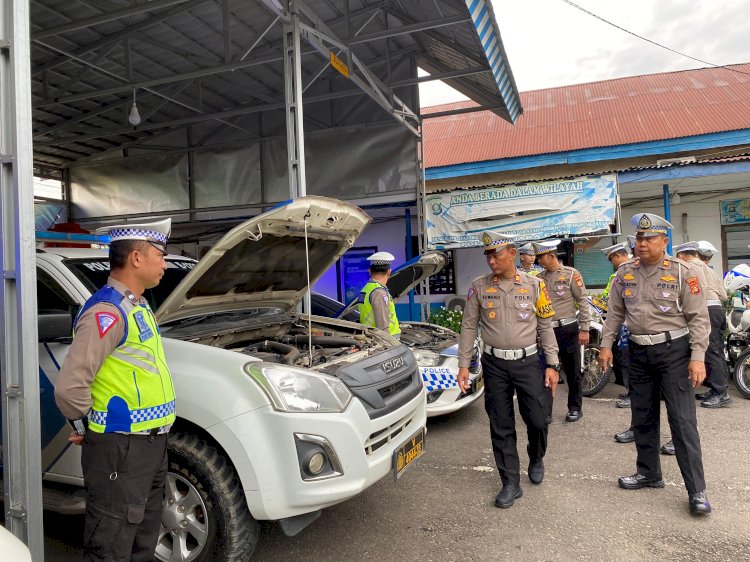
[
  {"left": 1, "top": 2, "right": 45, "bottom": 560},
  {"left": 25, "top": 0, "right": 520, "bottom": 174},
  {"left": 2, "top": 2, "right": 521, "bottom": 556}
]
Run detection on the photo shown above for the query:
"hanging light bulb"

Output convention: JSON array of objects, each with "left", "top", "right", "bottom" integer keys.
[{"left": 128, "top": 90, "right": 141, "bottom": 126}]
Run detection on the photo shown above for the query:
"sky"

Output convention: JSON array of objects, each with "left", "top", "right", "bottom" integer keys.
[{"left": 419, "top": 0, "right": 750, "bottom": 106}]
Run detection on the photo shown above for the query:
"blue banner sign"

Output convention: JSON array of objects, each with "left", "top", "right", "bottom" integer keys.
[
  {"left": 425, "top": 175, "right": 618, "bottom": 249},
  {"left": 720, "top": 199, "right": 750, "bottom": 225}
]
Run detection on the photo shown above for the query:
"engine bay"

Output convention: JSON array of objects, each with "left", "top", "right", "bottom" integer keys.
[{"left": 163, "top": 310, "right": 392, "bottom": 370}]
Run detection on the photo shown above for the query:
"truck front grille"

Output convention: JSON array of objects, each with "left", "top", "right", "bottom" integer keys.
[{"left": 364, "top": 407, "right": 420, "bottom": 456}]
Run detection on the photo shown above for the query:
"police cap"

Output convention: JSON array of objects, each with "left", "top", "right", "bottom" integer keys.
[
  {"left": 481, "top": 232, "right": 516, "bottom": 255},
  {"left": 367, "top": 251, "right": 396, "bottom": 266},
  {"left": 97, "top": 218, "right": 171, "bottom": 252},
  {"left": 630, "top": 213, "right": 673, "bottom": 237}
]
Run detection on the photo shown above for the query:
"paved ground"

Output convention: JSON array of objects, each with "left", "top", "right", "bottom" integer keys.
[{"left": 42, "top": 382, "right": 750, "bottom": 561}]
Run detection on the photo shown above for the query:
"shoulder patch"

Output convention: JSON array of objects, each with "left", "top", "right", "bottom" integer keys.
[
  {"left": 574, "top": 273, "right": 583, "bottom": 287},
  {"left": 467, "top": 287, "right": 476, "bottom": 300},
  {"left": 95, "top": 311, "right": 118, "bottom": 339},
  {"left": 687, "top": 276, "right": 701, "bottom": 295}
]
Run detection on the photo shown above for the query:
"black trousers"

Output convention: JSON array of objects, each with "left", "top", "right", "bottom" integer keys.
[
  {"left": 629, "top": 336, "right": 706, "bottom": 494},
  {"left": 705, "top": 306, "right": 729, "bottom": 395},
  {"left": 613, "top": 340, "right": 631, "bottom": 392},
  {"left": 481, "top": 352, "right": 548, "bottom": 486},
  {"left": 82, "top": 431, "right": 168, "bottom": 562},
  {"left": 553, "top": 321, "right": 583, "bottom": 411}
]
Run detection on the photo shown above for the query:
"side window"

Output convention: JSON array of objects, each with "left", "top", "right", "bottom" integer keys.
[{"left": 37, "top": 267, "right": 79, "bottom": 317}]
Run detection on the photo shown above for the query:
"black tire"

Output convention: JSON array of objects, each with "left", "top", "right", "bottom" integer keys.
[
  {"left": 156, "top": 432, "right": 259, "bottom": 562},
  {"left": 733, "top": 349, "right": 750, "bottom": 400},
  {"left": 581, "top": 347, "right": 611, "bottom": 397}
]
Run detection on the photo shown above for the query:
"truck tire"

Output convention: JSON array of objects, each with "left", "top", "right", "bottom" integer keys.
[{"left": 156, "top": 432, "right": 259, "bottom": 562}]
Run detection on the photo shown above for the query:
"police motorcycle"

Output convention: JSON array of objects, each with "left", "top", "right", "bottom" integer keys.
[
  {"left": 724, "top": 264, "right": 750, "bottom": 399},
  {"left": 578, "top": 294, "right": 612, "bottom": 396}
]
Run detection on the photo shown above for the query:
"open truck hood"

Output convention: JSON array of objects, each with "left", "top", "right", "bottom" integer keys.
[
  {"left": 156, "top": 196, "right": 371, "bottom": 324},
  {"left": 338, "top": 251, "right": 447, "bottom": 318}
]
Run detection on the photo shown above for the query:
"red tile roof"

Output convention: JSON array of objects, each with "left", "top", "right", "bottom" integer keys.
[{"left": 423, "top": 63, "right": 750, "bottom": 168}]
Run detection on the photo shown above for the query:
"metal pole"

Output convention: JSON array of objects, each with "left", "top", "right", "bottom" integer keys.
[
  {"left": 405, "top": 208, "right": 415, "bottom": 320},
  {"left": 0, "top": 0, "right": 45, "bottom": 558},
  {"left": 283, "top": 0, "right": 307, "bottom": 199},
  {"left": 663, "top": 184, "right": 673, "bottom": 255}
]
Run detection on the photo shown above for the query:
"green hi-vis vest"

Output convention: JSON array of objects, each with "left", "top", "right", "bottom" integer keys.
[
  {"left": 74, "top": 285, "right": 176, "bottom": 433},
  {"left": 358, "top": 281, "right": 401, "bottom": 336}
]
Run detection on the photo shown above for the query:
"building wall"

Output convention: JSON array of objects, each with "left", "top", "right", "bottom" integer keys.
[{"left": 313, "top": 216, "right": 414, "bottom": 301}]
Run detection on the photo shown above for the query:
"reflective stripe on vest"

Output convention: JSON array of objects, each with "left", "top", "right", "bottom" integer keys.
[
  {"left": 357, "top": 281, "right": 401, "bottom": 336},
  {"left": 75, "top": 285, "right": 176, "bottom": 433}
]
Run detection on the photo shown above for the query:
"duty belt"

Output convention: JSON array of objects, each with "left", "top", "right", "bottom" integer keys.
[
  {"left": 483, "top": 343, "right": 538, "bottom": 360},
  {"left": 552, "top": 317, "right": 577, "bottom": 328},
  {"left": 628, "top": 327, "right": 689, "bottom": 346},
  {"left": 707, "top": 300, "right": 722, "bottom": 307}
]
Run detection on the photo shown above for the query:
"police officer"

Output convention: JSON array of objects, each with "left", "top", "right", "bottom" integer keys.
[
  {"left": 357, "top": 251, "right": 401, "bottom": 338},
  {"left": 518, "top": 243, "right": 543, "bottom": 276},
  {"left": 54, "top": 218, "right": 176, "bottom": 560},
  {"left": 598, "top": 213, "right": 712, "bottom": 516},
  {"left": 675, "top": 242, "right": 731, "bottom": 408},
  {"left": 599, "top": 242, "right": 635, "bottom": 411},
  {"left": 457, "top": 232, "right": 560, "bottom": 509},
  {"left": 536, "top": 240, "right": 591, "bottom": 422}
]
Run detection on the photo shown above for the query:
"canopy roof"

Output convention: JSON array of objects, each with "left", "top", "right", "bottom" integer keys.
[{"left": 30, "top": 0, "right": 521, "bottom": 174}]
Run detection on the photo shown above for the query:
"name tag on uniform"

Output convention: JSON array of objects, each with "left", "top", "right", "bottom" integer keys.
[{"left": 134, "top": 310, "right": 154, "bottom": 342}]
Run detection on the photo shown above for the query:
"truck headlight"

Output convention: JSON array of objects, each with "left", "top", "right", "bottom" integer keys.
[
  {"left": 412, "top": 349, "right": 441, "bottom": 367},
  {"left": 245, "top": 363, "right": 352, "bottom": 413}
]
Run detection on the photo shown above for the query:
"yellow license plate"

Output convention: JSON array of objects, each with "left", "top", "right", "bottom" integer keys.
[{"left": 393, "top": 427, "right": 425, "bottom": 480}]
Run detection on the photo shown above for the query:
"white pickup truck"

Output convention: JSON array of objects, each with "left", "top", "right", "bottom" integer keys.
[{"left": 17, "top": 197, "right": 426, "bottom": 561}]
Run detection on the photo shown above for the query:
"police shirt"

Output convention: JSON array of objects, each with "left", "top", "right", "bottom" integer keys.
[
  {"left": 54, "top": 277, "right": 138, "bottom": 420},
  {"left": 369, "top": 286, "right": 392, "bottom": 331},
  {"left": 696, "top": 261, "right": 727, "bottom": 302},
  {"left": 600, "top": 254, "right": 709, "bottom": 361},
  {"left": 458, "top": 272, "right": 559, "bottom": 368},
  {"left": 538, "top": 265, "right": 591, "bottom": 330}
]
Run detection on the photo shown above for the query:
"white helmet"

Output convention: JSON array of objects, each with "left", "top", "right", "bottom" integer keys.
[{"left": 724, "top": 263, "right": 750, "bottom": 292}]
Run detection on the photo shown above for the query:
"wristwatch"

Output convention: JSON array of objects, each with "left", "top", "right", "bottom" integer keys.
[
  {"left": 550, "top": 363, "right": 562, "bottom": 372},
  {"left": 67, "top": 417, "right": 88, "bottom": 436}
]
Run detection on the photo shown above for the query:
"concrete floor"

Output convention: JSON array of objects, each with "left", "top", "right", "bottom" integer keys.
[{"left": 42, "top": 382, "right": 750, "bottom": 561}]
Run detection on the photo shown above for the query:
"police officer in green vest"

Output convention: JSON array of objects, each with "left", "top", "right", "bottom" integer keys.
[
  {"left": 358, "top": 251, "right": 401, "bottom": 338},
  {"left": 55, "top": 218, "right": 176, "bottom": 561}
]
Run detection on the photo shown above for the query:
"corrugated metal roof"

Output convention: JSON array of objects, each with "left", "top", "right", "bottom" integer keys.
[
  {"left": 423, "top": 63, "right": 750, "bottom": 168},
  {"left": 426, "top": 152, "right": 750, "bottom": 193}
]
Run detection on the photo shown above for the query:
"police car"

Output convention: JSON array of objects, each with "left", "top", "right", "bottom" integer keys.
[
  {"left": 312, "top": 251, "right": 484, "bottom": 417},
  {"left": 24, "top": 197, "right": 426, "bottom": 561}
]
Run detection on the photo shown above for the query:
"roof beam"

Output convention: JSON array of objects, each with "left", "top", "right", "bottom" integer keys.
[
  {"left": 33, "top": 48, "right": 308, "bottom": 108},
  {"left": 32, "top": 0, "right": 193, "bottom": 40},
  {"left": 345, "top": 14, "right": 470, "bottom": 45},
  {"left": 34, "top": 86, "right": 371, "bottom": 148},
  {"left": 31, "top": 0, "right": 209, "bottom": 77},
  {"left": 390, "top": 66, "right": 489, "bottom": 87},
  {"left": 291, "top": 0, "right": 419, "bottom": 136}
]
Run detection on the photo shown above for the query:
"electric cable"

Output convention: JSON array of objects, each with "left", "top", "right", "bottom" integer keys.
[{"left": 559, "top": 0, "right": 750, "bottom": 78}]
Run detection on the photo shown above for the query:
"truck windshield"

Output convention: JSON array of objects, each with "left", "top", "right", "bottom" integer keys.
[{"left": 64, "top": 258, "right": 196, "bottom": 310}]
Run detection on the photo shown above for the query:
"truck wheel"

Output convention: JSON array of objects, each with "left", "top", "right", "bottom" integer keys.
[{"left": 156, "top": 432, "right": 259, "bottom": 562}]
